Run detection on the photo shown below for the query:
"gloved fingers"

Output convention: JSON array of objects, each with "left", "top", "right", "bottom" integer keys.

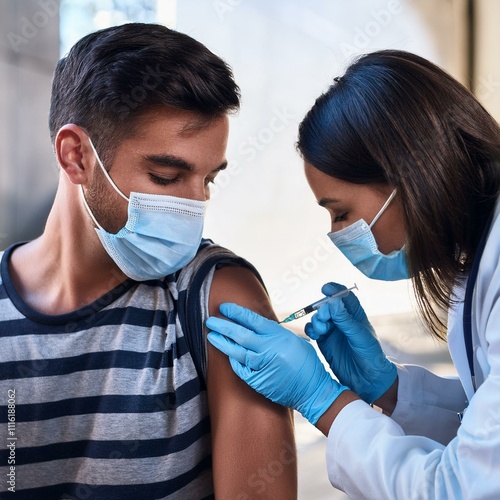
[
  {"left": 206, "top": 316, "right": 263, "bottom": 351},
  {"left": 321, "top": 282, "right": 347, "bottom": 297},
  {"left": 304, "top": 321, "right": 317, "bottom": 340},
  {"left": 305, "top": 312, "right": 334, "bottom": 340},
  {"left": 228, "top": 356, "right": 254, "bottom": 383},
  {"left": 208, "top": 332, "right": 273, "bottom": 373},
  {"left": 219, "top": 303, "right": 281, "bottom": 336},
  {"left": 305, "top": 321, "right": 325, "bottom": 341},
  {"left": 341, "top": 292, "right": 369, "bottom": 322},
  {"left": 321, "top": 282, "right": 369, "bottom": 323},
  {"left": 315, "top": 300, "right": 342, "bottom": 323},
  {"left": 221, "top": 346, "right": 270, "bottom": 378},
  {"left": 207, "top": 332, "right": 249, "bottom": 364},
  {"left": 320, "top": 297, "right": 353, "bottom": 325},
  {"left": 245, "top": 350, "right": 269, "bottom": 370},
  {"left": 320, "top": 300, "right": 378, "bottom": 348}
]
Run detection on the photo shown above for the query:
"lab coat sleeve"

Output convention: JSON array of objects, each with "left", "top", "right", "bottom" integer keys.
[
  {"left": 325, "top": 273, "right": 500, "bottom": 499},
  {"left": 327, "top": 376, "right": 500, "bottom": 500},
  {"left": 390, "top": 364, "right": 467, "bottom": 445}
]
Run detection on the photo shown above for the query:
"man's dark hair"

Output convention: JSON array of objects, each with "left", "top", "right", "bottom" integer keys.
[{"left": 49, "top": 22, "right": 240, "bottom": 165}]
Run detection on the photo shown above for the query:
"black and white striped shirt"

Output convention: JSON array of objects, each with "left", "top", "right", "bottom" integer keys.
[{"left": 0, "top": 240, "right": 251, "bottom": 499}]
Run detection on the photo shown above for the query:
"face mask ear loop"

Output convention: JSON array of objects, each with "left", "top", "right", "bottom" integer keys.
[
  {"left": 87, "top": 138, "right": 129, "bottom": 202},
  {"left": 79, "top": 185, "right": 104, "bottom": 231},
  {"left": 369, "top": 189, "right": 397, "bottom": 229}
]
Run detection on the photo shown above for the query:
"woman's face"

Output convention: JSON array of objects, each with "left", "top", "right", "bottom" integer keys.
[{"left": 304, "top": 162, "right": 406, "bottom": 254}]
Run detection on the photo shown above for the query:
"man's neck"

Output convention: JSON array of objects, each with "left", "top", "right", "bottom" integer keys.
[{"left": 7, "top": 188, "right": 128, "bottom": 316}]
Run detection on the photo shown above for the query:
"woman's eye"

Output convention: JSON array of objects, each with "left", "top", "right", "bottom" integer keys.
[
  {"left": 205, "top": 177, "right": 216, "bottom": 186},
  {"left": 149, "top": 174, "right": 180, "bottom": 186},
  {"left": 333, "top": 212, "right": 348, "bottom": 223}
]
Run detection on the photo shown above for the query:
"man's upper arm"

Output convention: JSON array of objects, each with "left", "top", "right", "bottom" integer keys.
[{"left": 207, "top": 265, "right": 297, "bottom": 499}]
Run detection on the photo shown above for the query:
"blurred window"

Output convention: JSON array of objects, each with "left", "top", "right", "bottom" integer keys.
[{"left": 60, "top": 0, "right": 159, "bottom": 56}]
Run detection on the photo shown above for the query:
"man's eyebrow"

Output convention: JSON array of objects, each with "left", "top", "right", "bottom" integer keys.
[
  {"left": 144, "top": 154, "right": 195, "bottom": 171},
  {"left": 144, "top": 155, "right": 227, "bottom": 172},
  {"left": 318, "top": 197, "right": 341, "bottom": 207}
]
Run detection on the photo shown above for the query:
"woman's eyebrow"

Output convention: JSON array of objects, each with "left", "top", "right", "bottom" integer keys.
[
  {"left": 212, "top": 161, "right": 228, "bottom": 172},
  {"left": 318, "top": 197, "right": 341, "bottom": 207}
]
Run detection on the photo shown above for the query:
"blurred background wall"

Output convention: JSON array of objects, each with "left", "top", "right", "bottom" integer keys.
[
  {"left": 0, "top": 0, "right": 59, "bottom": 247},
  {"left": 1, "top": 1, "right": 499, "bottom": 498}
]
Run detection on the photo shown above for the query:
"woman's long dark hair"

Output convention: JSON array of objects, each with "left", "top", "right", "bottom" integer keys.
[{"left": 298, "top": 50, "right": 500, "bottom": 340}]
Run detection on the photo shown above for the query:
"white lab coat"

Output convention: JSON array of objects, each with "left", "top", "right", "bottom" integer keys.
[{"left": 326, "top": 198, "right": 500, "bottom": 499}]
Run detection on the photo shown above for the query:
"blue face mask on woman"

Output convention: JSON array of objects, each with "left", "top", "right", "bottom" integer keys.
[
  {"left": 80, "top": 138, "right": 206, "bottom": 281},
  {"left": 328, "top": 190, "right": 409, "bottom": 281}
]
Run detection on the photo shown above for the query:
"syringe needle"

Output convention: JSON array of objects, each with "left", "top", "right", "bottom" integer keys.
[{"left": 279, "top": 284, "right": 358, "bottom": 324}]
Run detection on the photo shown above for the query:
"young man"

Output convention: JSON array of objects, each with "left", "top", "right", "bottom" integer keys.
[{"left": 0, "top": 24, "right": 296, "bottom": 498}]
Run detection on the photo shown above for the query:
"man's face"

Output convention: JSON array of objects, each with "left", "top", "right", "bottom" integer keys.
[{"left": 85, "top": 107, "right": 229, "bottom": 233}]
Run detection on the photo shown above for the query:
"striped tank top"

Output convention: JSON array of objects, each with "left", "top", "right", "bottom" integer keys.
[{"left": 0, "top": 240, "right": 259, "bottom": 499}]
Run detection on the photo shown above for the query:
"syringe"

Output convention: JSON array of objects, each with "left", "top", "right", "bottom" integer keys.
[{"left": 279, "top": 284, "right": 358, "bottom": 324}]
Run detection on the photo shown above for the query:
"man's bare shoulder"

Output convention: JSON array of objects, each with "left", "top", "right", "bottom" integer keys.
[
  {"left": 205, "top": 263, "right": 298, "bottom": 499},
  {"left": 208, "top": 264, "right": 276, "bottom": 321}
]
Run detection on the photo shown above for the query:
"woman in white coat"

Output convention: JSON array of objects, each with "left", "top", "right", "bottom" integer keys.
[{"left": 206, "top": 50, "right": 500, "bottom": 499}]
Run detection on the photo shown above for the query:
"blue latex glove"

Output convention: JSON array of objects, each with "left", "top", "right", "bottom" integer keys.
[
  {"left": 206, "top": 303, "right": 349, "bottom": 425},
  {"left": 305, "top": 283, "right": 397, "bottom": 404}
]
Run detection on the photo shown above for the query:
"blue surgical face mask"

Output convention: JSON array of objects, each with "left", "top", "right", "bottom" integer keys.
[
  {"left": 80, "top": 138, "right": 206, "bottom": 281},
  {"left": 328, "top": 189, "right": 409, "bottom": 281}
]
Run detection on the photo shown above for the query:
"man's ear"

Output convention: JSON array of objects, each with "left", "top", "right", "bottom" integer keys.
[{"left": 55, "top": 124, "right": 95, "bottom": 185}]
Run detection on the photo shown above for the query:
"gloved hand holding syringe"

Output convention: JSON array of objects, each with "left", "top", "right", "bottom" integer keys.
[
  {"left": 206, "top": 280, "right": 397, "bottom": 425},
  {"left": 280, "top": 284, "right": 358, "bottom": 323}
]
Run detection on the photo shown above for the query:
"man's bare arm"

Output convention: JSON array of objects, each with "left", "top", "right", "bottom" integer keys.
[{"left": 207, "top": 266, "right": 297, "bottom": 499}]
